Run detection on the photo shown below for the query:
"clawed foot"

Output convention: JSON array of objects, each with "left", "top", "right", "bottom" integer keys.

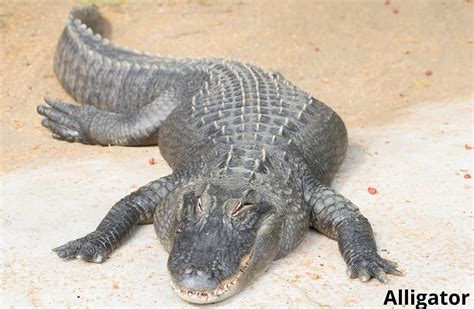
[
  {"left": 37, "top": 97, "right": 94, "bottom": 143},
  {"left": 346, "top": 253, "right": 402, "bottom": 283},
  {"left": 53, "top": 231, "right": 110, "bottom": 263}
]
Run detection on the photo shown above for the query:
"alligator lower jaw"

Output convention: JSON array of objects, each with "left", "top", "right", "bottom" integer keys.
[{"left": 171, "top": 250, "right": 253, "bottom": 304}]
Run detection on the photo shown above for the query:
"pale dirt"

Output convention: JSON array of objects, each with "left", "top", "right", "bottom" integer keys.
[{"left": 1, "top": 0, "right": 473, "bottom": 173}]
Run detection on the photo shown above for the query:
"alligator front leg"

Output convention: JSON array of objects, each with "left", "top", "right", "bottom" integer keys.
[
  {"left": 37, "top": 95, "right": 177, "bottom": 146},
  {"left": 53, "top": 174, "right": 178, "bottom": 262},
  {"left": 305, "top": 183, "right": 401, "bottom": 282}
]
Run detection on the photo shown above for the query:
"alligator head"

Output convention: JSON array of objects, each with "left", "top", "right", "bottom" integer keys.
[{"left": 159, "top": 180, "right": 282, "bottom": 304}]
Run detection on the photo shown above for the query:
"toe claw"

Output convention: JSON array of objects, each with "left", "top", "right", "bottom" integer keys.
[
  {"left": 379, "top": 258, "right": 402, "bottom": 276},
  {"left": 56, "top": 250, "right": 68, "bottom": 259},
  {"left": 358, "top": 269, "right": 371, "bottom": 282},
  {"left": 93, "top": 252, "right": 107, "bottom": 263},
  {"left": 360, "top": 275, "right": 370, "bottom": 282},
  {"left": 41, "top": 117, "right": 83, "bottom": 143},
  {"left": 389, "top": 268, "right": 403, "bottom": 276},
  {"left": 387, "top": 260, "right": 398, "bottom": 268},
  {"left": 347, "top": 254, "right": 401, "bottom": 284},
  {"left": 37, "top": 105, "right": 46, "bottom": 115},
  {"left": 41, "top": 118, "right": 52, "bottom": 129},
  {"left": 53, "top": 232, "right": 109, "bottom": 263},
  {"left": 51, "top": 133, "right": 63, "bottom": 140},
  {"left": 346, "top": 267, "right": 357, "bottom": 279},
  {"left": 44, "top": 96, "right": 64, "bottom": 109},
  {"left": 375, "top": 270, "right": 388, "bottom": 283},
  {"left": 37, "top": 98, "right": 87, "bottom": 143}
]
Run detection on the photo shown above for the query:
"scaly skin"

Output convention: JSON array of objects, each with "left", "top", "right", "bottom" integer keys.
[{"left": 39, "top": 6, "right": 401, "bottom": 304}]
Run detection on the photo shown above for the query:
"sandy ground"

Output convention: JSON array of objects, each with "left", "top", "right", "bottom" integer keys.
[{"left": 1, "top": 0, "right": 473, "bottom": 307}]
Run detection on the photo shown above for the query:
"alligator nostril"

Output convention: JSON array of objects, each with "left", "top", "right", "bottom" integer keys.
[
  {"left": 195, "top": 266, "right": 207, "bottom": 277},
  {"left": 181, "top": 264, "right": 209, "bottom": 276}
]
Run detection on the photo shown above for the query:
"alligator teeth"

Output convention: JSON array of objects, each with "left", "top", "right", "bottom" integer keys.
[
  {"left": 103, "top": 57, "right": 112, "bottom": 68},
  {"left": 93, "top": 33, "right": 102, "bottom": 41},
  {"left": 122, "top": 61, "right": 131, "bottom": 71},
  {"left": 113, "top": 60, "right": 121, "bottom": 70},
  {"left": 132, "top": 63, "right": 141, "bottom": 71}
]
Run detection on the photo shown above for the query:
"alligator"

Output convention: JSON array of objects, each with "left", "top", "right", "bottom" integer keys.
[{"left": 37, "top": 6, "right": 401, "bottom": 304}]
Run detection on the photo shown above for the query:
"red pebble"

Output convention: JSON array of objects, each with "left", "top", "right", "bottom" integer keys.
[
  {"left": 425, "top": 70, "right": 433, "bottom": 76},
  {"left": 385, "top": 0, "right": 390, "bottom": 4},
  {"left": 465, "top": 144, "right": 472, "bottom": 150},
  {"left": 392, "top": 8, "right": 399, "bottom": 14},
  {"left": 368, "top": 187, "right": 378, "bottom": 194},
  {"left": 148, "top": 157, "right": 156, "bottom": 165},
  {"left": 464, "top": 174, "right": 472, "bottom": 179}
]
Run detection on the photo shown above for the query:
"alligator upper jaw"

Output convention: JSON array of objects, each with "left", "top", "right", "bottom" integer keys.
[{"left": 170, "top": 250, "right": 254, "bottom": 304}]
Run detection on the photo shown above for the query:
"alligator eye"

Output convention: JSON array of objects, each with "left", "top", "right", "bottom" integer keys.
[
  {"left": 197, "top": 197, "right": 203, "bottom": 213},
  {"left": 231, "top": 201, "right": 245, "bottom": 216},
  {"left": 242, "top": 189, "right": 261, "bottom": 204}
]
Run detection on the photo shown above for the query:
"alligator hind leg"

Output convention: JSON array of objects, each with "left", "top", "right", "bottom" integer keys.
[
  {"left": 53, "top": 174, "right": 179, "bottom": 262},
  {"left": 37, "top": 94, "right": 177, "bottom": 146},
  {"left": 305, "top": 182, "right": 402, "bottom": 282}
]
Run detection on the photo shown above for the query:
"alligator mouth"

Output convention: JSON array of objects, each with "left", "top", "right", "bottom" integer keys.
[{"left": 170, "top": 249, "right": 254, "bottom": 304}]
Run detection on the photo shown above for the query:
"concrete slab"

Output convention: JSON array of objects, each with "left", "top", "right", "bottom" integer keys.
[{"left": 1, "top": 100, "right": 472, "bottom": 307}]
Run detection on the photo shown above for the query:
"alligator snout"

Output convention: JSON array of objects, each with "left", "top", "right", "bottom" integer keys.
[{"left": 174, "top": 264, "right": 219, "bottom": 291}]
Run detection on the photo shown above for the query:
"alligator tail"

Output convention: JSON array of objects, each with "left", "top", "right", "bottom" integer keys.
[
  {"left": 69, "top": 5, "right": 111, "bottom": 38},
  {"left": 53, "top": 6, "right": 206, "bottom": 112}
]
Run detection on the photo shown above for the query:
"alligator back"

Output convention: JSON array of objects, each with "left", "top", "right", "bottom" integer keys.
[{"left": 158, "top": 60, "right": 347, "bottom": 185}]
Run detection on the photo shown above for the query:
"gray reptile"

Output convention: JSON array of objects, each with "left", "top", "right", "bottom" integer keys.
[{"left": 37, "top": 6, "right": 401, "bottom": 304}]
